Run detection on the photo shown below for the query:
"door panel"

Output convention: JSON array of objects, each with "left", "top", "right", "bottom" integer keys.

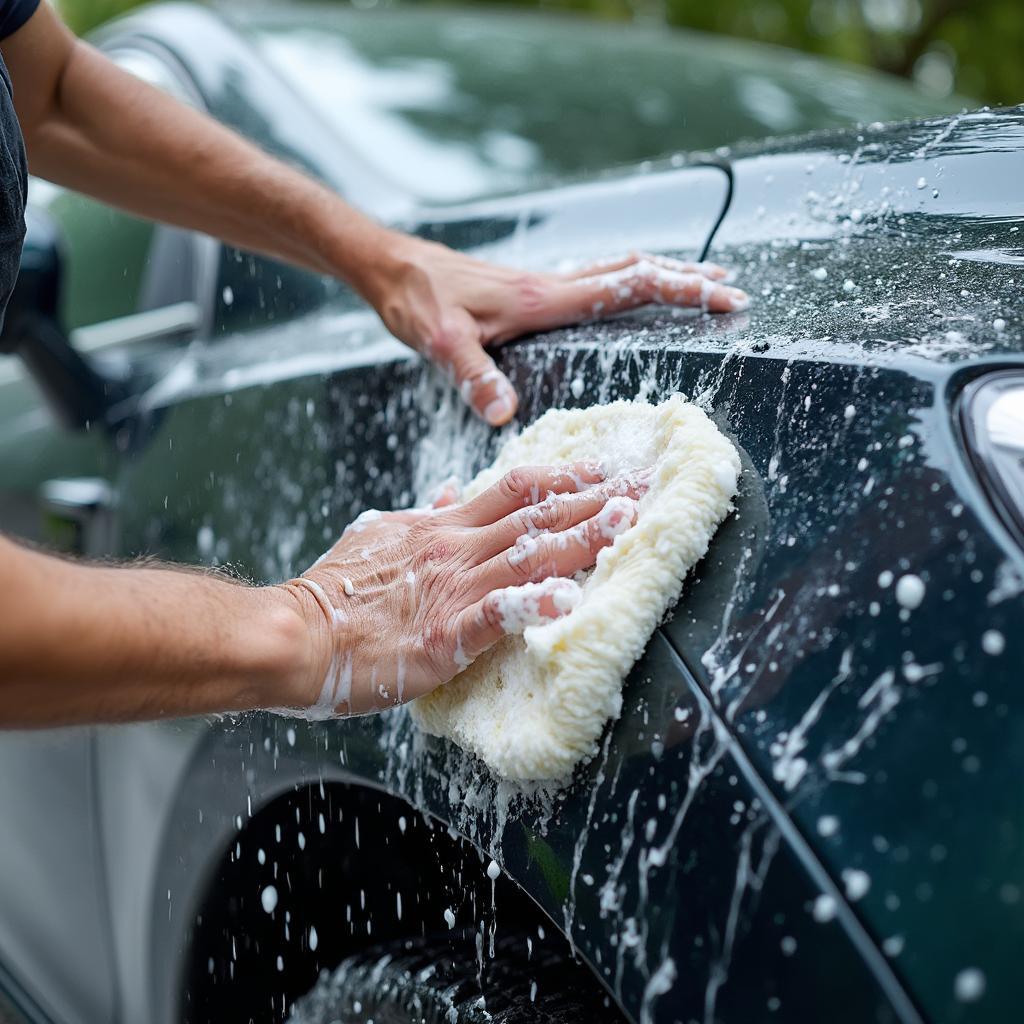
[{"left": 0, "top": 731, "right": 116, "bottom": 1024}]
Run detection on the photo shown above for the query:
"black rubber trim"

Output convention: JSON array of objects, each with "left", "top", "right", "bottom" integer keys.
[
  {"left": 656, "top": 626, "right": 926, "bottom": 1024},
  {"left": 693, "top": 159, "right": 735, "bottom": 264}
]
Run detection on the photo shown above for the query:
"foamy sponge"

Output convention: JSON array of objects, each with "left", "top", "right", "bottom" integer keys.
[{"left": 410, "top": 394, "right": 740, "bottom": 782}]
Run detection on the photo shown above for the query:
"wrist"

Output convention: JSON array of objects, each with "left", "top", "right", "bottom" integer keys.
[
  {"left": 327, "top": 220, "right": 419, "bottom": 307},
  {"left": 239, "top": 585, "right": 321, "bottom": 712}
]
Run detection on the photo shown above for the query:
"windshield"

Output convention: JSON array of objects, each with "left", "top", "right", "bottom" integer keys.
[{"left": 248, "top": 7, "right": 957, "bottom": 203}]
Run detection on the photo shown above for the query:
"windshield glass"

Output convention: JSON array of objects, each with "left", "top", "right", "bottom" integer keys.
[{"left": 248, "top": 7, "right": 957, "bottom": 203}]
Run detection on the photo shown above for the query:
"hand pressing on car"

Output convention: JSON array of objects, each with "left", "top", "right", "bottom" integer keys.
[
  {"left": 276, "top": 462, "right": 646, "bottom": 717},
  {"left": 363, "top": 240, "right": 749, "bottom": 425},
  {"left": 0, "top": 464, "right": 644, "bottom": 726}
]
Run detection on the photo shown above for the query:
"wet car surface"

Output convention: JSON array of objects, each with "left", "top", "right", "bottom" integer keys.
[{"left": 0, "top": 3, "right": 1021, "bottom": 1023}]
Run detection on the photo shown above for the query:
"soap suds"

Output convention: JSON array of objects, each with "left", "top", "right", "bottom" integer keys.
[
  {"left": 895, "top": 574, "right": 925, "bottom": 610},
  {"left": 954, "top": 967, "right": 986, "bottom": 1003},
  {"left": 411, "top": 395, "right": 739, "bottom": 781},
  {"left": 812, "top": 894, "right": 837, "bottom": 922},
  {"left": 490, "top": 578, "right": 582, "bottom": 634},
  {"left": 981, "top": 629, "right": 1005, "bottom": 656}
]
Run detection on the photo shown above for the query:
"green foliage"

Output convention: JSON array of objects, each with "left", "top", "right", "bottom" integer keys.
[
  {"left": 56, "top": 0, "right": 1023, "bottom": 106},
  {"left": 57, "top": 0, "right": 148, "bottom": 35},
  {"left": 650, "top": 0, "right": 1022, "bottom": 107}
]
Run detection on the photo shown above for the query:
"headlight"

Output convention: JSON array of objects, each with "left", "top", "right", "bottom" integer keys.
[{"left": 960, "top": 370, "right": 1024, "bottom": 549}]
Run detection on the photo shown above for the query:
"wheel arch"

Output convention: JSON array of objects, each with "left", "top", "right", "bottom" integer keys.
[{"left": 149, "top": 718, "right": 625, "bottom": 1024}]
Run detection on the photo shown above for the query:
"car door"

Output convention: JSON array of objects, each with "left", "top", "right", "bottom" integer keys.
[{"left": 0, "top": 46, "right": 213, "bottom": 1024}]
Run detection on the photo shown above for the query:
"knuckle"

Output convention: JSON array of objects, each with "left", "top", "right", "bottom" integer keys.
[
  {"left": 481, "top": 594, "right": 505, "bottom": 634},
  {"left": 586, "top": 521, "right": 606, "bottom": 553},
  {"left": 530, "top": 496, "right": 572, "bottom": 532},
  {"left": 418, "top": 537, "right": 454, "bottom": 565},
  {"left": 506, "top": 552, "right": 531, "bottom": 582},
  {"left": 635, "top": 274, "right": 656, "bottom": 300},
  {"left": 428, "top": 320, "right": 465, "bottom": 362},
  {"left": 500, "top": 468, "right": 532, "bottom": 501},
  {"left": 421, "top": 620, "right": 451, "bottom": 662},
  {"left": 516, "top": 274, "right": 549, "bottom": 313},
  {"left": 505, "top": 545, "right": 536, "bottom": 582},
  {"left": 551, "top": 498, "right": 576, "bottom": 532}
]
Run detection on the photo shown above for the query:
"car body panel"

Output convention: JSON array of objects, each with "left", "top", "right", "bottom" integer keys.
[
  {"left": 97, "top": 106, "right": 1022, "bottom": 1023},
  {"left": 0, "top": 3, "right": 1020, "bottom": 1022}
]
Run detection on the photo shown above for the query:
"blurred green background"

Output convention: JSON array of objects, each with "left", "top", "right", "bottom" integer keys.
[{"left": 57, "top": 0, "right": 1022, "bottom": 107}]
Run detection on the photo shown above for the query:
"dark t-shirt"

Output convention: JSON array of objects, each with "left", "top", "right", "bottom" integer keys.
[
  {"left": 0, "top": 0, "right": 41, "bottom": 328},
  {"left": 0, "top": 0, "right": 37, "bottom": 39}
]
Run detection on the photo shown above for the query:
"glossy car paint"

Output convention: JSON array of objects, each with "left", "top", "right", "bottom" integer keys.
[{"left": 0, "top": 3, "right": 1019, "bottom": 1024}]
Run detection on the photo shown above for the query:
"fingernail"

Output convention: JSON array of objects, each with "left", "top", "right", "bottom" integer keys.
[
  {"left": 728, "top": 288, "right": 750, "bottom": 312},
  {"left": 628, "top": 468, "right": 654, "bottom": 495},
  {"left": 577, "top": 459, "right": 606, "bottom": 480},
  {"left": 484, "top": 395, "right": 514, "bottom": 425},
  {"left": 597, "top": 495, "right": 638, "bottom": 540}
]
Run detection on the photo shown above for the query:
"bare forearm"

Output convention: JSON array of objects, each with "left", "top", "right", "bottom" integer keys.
[
  {"left": 2, "top": 3, "right": 749, "bottom": 429},
  {"left": 0, "top": 537, "right": 308, "bottom": 727},
  {"left": 12, "top": 6, "right": 396, "bottom": 298}
]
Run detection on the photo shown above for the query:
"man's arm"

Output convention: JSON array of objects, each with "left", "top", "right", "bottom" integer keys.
[
  {"left": 0, "top": 4, "right": 747, "bottom": 426},
  {"left": 0, "top": 535, "right": 307, "bottom": 725},
  {"left": 0, "top": 463, "right": 646, "bottom": 727}
]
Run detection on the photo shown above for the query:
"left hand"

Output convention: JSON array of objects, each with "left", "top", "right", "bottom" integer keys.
[{"left": 361, "top": 233, "right": 749, "bottom": 426}]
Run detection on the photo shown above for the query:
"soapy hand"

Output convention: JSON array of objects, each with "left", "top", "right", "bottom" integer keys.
[
  {"left": 275, "top": 462, "right": 645, "bottom": 718},
  {"left": 363, "top": 237, "right": 749, "bottom": 426}
]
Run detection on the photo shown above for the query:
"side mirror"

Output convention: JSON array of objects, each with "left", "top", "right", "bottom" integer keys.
[{"left": 0, "top": 207, "right": 126, "bottom": 431}]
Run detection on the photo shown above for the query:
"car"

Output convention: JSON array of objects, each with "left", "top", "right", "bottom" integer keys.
[{"left": 1, "top": 1, "right": 1021, "bottom": 1022}]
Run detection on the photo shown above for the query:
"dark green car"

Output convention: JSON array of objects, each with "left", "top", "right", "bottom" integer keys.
[{"left": 2, "top": 3, "right": 1022, "bottom": 1024}]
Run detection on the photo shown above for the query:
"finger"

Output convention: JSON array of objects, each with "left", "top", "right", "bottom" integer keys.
[
  {"left": 454, "top": 577, "right": 583, "bottom": 663},
  {"left": 569, "top": 262, "right": 747, "bottom": 316},
  {"left": 477, "top": 495, "right": 638, "bottom": 591},
  {"left": 471, "top": 473, "right": 650, "bottom": 563},
  {"left": 439, "top": 310, "right": 519, "bottom": 426},
  {"left": 560, "top": 251, "right": 728, "bottom": 282},
  {"left": 453, "top": 462, "right": 606, "bottom": 527},
  {"left": 649, "top": 253, "right": 729, "bottom": 280},
  {"left": 519, "top": 260, "right": 748, "bottom": 333}
]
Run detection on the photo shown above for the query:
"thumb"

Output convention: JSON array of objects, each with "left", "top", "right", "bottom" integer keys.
[{"left": 442, "top": 311, "right": 519, "bottom": 426}]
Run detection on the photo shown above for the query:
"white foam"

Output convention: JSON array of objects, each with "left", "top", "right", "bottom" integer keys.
[
  {"left": 411, "top": 395, "right": 739, "bottom": 781},
  {"left": 842, "top": 868, "right": 870, "bottom": 901},
  {"left": 812, "top": 894, "right": 837, "bottom": 922},
  {"left": 261, "top": 885, "right": 278, "bottom": 914},
  {"left": 981, "top": 629, "right": 1005, "bottom": 656},
  {"left": 895, "top": 574, "right": 925, "bottom": 610},
  {"left": 954, "top": 968, "right": 986, "bottom": 1003}
]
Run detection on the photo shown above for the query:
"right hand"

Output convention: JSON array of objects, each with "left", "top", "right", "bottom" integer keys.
[
  {"left": 273, "top": 462, "right": 647, "bottom": 717},
  {"left": 361, "top": 236, "right": 749, "bottom": 425}
]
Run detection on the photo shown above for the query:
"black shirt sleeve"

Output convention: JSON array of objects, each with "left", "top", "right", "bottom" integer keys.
[{"left": 0, "top": 0, "right": 40, "bottom": 41}]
